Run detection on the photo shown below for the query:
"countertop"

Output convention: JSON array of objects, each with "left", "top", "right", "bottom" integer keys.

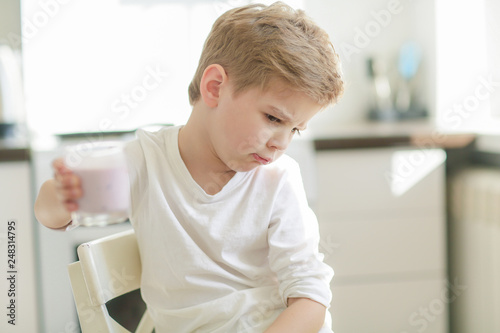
[
  {"left": 311, "top": 120, "right": 476, "bottom": 151},
  {"left": 0, "top": 126, "right": 30, "bottom": 162}
]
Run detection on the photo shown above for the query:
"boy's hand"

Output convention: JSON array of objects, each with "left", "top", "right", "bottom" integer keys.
[{"left": 52, "top": 158, "right": 82, "bottom": 212}]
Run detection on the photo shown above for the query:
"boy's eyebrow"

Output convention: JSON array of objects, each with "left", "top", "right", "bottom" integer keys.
[
  {"left": 269, "top": 106, "right": 307, "bottom": 130},
  {"left": 269, "top": 106, "right": 293, "bottom": 123}
]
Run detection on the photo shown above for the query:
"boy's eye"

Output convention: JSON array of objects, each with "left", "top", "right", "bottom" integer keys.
[
  {"left": 266, "top": 114, "right": 281, "bottom": 123},
  {"left": 266, "top": 114, "right": 302, "bottom": 135}
]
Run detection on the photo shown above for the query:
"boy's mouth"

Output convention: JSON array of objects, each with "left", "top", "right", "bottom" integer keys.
[{"left": 253, "top": 153, "right": 271, "bottom": 165}]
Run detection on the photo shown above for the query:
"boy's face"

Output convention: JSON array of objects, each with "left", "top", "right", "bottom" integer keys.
[{"left": 208, "top": 79, "right": 322, "bottom": 172}]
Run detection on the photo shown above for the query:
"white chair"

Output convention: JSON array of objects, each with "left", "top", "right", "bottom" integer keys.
[{"left": 68, "top": 229, "right": 154, "bottom": 333}]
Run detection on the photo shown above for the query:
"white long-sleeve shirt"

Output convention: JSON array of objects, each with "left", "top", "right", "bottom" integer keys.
[{"left": 125, "top": 126, "right": 334, "bottom": 332}]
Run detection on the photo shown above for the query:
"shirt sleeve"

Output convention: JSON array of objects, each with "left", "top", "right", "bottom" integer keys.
[
  {"left": 124, "top": 131, "right": 148, "bottom": 229},
  {"left": 267, "top": 158, "right": 334, "bottom": 308}
]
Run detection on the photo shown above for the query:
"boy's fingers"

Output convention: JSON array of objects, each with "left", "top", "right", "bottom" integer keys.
[
  {"left": 51, "top": 157, "right": 81, "bottom": 212},
  {"left": 52, "top": 158, "right": 72, "bottom": 176},
  {"left": 63, "top": 200, "right": 79, "bottom": 212},
  {"left": 52, "top": 157, "right": 83, "bottom": 211},
  {"left": 55, "top": 185, "right": 82, "bottom": 200},
  {"left": 57, "top": 174, "right": 81, "bottom": 188},
  {"left": 52, "top": 157, "right": 66, "bottom": 171}
]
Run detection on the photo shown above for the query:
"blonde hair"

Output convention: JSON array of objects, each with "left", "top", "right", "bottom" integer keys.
[{"left": 188, "top": 2, "right": 344, "bottom": 107}]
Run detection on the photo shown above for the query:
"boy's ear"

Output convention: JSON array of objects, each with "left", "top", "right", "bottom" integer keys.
[{"left": 200, "top": 64, "right": 227, "bottom": 108}]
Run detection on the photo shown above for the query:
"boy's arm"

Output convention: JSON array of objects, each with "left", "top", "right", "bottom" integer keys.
[
  {"left": 34, "top": 158, "right": 81, "bottom": 230},
  {"left": 264, "top": 297, "right": 326, "bottom": 333},
  {"left": 266, "top": 158, "right": 333, "bottom": 332}
]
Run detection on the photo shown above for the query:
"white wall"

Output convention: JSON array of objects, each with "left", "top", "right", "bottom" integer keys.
[
  {"left": 0, "top": 0, "right": 22, "bottom": 50},
  {"left": 304, "top": 0, "right": 436, "bottom": 132},
  {"left": 485, "top": 0, "right": 500, "bottom": 118},
  {"left": 435, "top": 0, "right": 500, "bottom": 134}
]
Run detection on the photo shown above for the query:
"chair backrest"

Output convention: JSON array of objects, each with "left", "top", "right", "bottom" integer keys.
[{"left": 68, "top": 229, "right": 154, "bottom": 333}]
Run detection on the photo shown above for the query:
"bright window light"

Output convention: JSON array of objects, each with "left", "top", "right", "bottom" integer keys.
[
  {"left": 21, "top": 0, "right": 303, "bottom": 136},
  {"left": 435, "top": 0, "right": 500, "bottom": 133}
]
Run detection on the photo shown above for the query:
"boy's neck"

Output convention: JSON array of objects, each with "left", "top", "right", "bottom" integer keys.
[{"left": 178, "top": 105, "right": 235, "bottom": 195}]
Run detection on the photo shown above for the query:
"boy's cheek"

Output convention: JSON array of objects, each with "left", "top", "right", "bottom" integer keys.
[{"left": 237, "top": 137, "right": 259, "bottom": 153}]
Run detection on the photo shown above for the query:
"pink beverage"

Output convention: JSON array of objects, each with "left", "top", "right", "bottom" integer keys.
[
  {"left": 65, "top": 142, "right": 130, "bottom": 226},
  {"left": 75, "top": 167, "right": 130, "bottom": 213}
]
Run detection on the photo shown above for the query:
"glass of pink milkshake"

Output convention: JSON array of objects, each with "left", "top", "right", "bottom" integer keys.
[{"left": 65, "top": 141, "right": 130, "bottom": 227}]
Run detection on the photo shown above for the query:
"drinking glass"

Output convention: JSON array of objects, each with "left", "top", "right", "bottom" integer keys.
[{"left": 65, "top": 141, "right": 130, "bottom": 227}]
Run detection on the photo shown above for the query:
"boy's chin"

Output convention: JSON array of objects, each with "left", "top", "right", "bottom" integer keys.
[
  {"left": 231, "top": 165, "right": 258, "bottom": 173},
  {"left": 228, "top": 161, "right": 263, "bottom": 173}
]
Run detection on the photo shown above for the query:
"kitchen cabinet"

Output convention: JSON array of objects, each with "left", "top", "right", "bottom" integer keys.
[
  {"left": 0, "top": 159, "right": 39, "bottom": 333},
  {"left": 314, "top": 147, "right": 448, "bottom": 333}
]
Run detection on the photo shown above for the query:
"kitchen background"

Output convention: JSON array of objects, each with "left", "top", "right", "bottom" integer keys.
[{"left": 0, "top": 0, "right": 499, "bottom": 332}]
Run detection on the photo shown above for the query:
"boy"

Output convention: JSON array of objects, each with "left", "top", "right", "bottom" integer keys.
[{"left": 35, "top": 2, "right": 344, "bottom": 332}]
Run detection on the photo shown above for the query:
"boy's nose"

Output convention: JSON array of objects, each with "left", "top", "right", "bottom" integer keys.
[{"left": 267, "top": 130, "right": 290, "bottom": 152}]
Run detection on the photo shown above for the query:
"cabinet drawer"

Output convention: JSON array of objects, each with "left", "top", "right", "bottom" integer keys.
[
  {"left": 331, "top": 278, "right": 448, "bottom": 333},
  {"left": 315, "top": 148, "right": 446, "bottom": 215},
  {"left": 319, "top": 214, "right": 446, "bottom": 278}
]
